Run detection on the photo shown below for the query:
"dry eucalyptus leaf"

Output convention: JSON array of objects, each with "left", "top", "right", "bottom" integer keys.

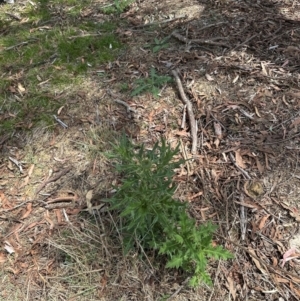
[{"left": 86, "top": 190, "right": 93, "bottom": 214}]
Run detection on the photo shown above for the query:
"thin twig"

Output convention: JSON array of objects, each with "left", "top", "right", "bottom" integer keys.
[
  {"left": 232, "top": 34, "right": 258, "bottom": 51},
  {"left": 171, "top": 31, "right": 230, "bottom": 48},
  {"left": 132, "top": 15, "right": 186, "bottom": 29},
  {"left": 34, "top": 166, "right": 72, "bottom": 196},
  {"left": 172, "top": 69, "right": 197, "bottom": 154},
  {"left": 107, "top": 89, "right": 136, "bottom": 113},
  {"left": 2, "top": 39, "right": 38, "bottom": 51},
  {"left": 181, "top": 105, "right": 187, "bottom": 129},
  {"left": 197, "top": 21, "right": 229, "bottom": 32},
  {"left": 68, "top": 33, "right": 102, "bottom": 39},
  {"left": 239, "top": 193, "right": 247, "bottom": 241}
]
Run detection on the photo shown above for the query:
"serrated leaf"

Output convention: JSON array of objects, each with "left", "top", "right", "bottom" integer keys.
[{"left": 166, "top": 256, "right": 183, "bottom": 269}]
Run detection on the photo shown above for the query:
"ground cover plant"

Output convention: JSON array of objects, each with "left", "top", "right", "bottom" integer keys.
[
  {"left": 131, "top": 67, "right": 173, "bottom": 97},
  {"left": 0, "top": 0, "right": 122, "bottom": 134},
  {"left": 107, "top": 135, "right": 233, "bottom": 286}
]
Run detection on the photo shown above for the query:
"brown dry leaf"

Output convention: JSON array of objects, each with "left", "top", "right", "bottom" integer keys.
[
  {"left": 27, "top": 164, "right": 35, "bottom": 177},
  {"left": 274, "top": 277, "right": 289, "bottom": 283},
  {"left": 20, "top": 203, "right": 32, "bottom": 219},
  {"left": 214, "top": 122, "right": 222, "bottom": 138},
  {"left": 57, "top": 106, "right": 65, "bottom": 115},
  {"left": 280, "top": 202, "right": 300, "bottom": 222},
  {"left": 254, "top": 106, "right": 261, "bottom": 117},
  {"left": 17, "top": 82, "right": 26, "bottom": 93},
  {"left": 66, "top": 208, "right": 82, "bottom": 215},
  {"left": 100, "top": 272, "right": 108, "bottom": 289},
  {"left": 290, "top": 283, "right": 300, "bottom": 298},
  {"left": 248, "top": 248, "right": 268, "bottom": 275},
  {"left": 290, "top": 117, "right": 300, "bottom": 128},
  {"left": 258, "top": 214, "right": 270, "bottom": 230},
  {"left": 0, "top": 252, "right": 7, "bottom": 264},
  {"left": 4, "top": 242, "right": 15, "bottom": 254},
  {"left": 44, "top": 216, "right": 55, "bottom": 230},
  {"left": 175, "top": 130, "right": 190, "bottom": 137},
  {"left": 226, "top": 276, "right": 236, "bottom": 300},
  {"left": 232, "top": 75, "right": 239, "bottom": 84},
  {"left": 187, "top": 191, "right": 203, "bottom": 201},
  {"left": 235, "top": 149, "right": 247, "bottom": 168},
  {"left": 205, "top": 73, "right": 214, "bottom": 81},
  {"left": 0, "top": 191, "right": 11, "bottom": 209},
  {"left": 86, "top": 190, "right": 93, "bottom": 214},
  {"left": 272, "top": 256, "right": 278, "bottom": 267},
  {"left": 55, "top": 209, "right": 63, "bottom": 224},
  {"left": 20, "top": 164, "right": 35, "bottom": 188},
  {"left": 148, "top": 110, "right": 155, "bottom": 123},
  {"left": 261, "top": 62, "right": 268, "bottom": 76},
  {"left": 255, "top": 157, "right": 264, "bottom": 173},
  {"left": 214, "top": 138, "right": 220, "bottom": 148}
]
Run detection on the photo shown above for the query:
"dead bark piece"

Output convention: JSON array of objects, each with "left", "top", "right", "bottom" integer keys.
[{"left": 172, "top": 69, "right": 197, "bottom": 154}]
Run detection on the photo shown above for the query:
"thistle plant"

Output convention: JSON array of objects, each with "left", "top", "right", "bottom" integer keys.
[
  {"left": 106, "top": 135, "right": 233, "bottom": 286},
  {"left": 131, "top": 68, "right": 172, "bottom": 98}
]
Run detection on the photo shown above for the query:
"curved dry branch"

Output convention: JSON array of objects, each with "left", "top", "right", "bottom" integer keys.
[{"left": 171, "top": 69, "right": 197, "bottom": 154}]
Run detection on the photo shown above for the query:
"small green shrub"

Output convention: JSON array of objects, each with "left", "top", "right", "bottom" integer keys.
[
  {"left": 131, "top": 68, "right": 172, "bottom": 98},
  {"left": 102, "top": 0, "right": 134, "bottom": 14},
  {"left": 145, "top": 36, "right": 170, "bottom": 53},
  {"left": 106, "top": 135, "right": 233, "bottom": 286}
]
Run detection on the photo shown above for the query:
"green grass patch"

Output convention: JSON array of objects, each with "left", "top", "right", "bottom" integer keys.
[{"left": 0, "top": 0, "right": 123, "bottom": 134}]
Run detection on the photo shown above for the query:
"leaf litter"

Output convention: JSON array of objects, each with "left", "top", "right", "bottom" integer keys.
[{"left": 1, "top": 0, "right": 300, "bottom": 300}]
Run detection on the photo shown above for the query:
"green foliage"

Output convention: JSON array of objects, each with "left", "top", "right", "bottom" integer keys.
[
  {"left": 107, "top": 135, "right": 185, "bottom": 252},
  {"left": 107, "top": 135, "right": 233, "bottom": 286},
  {"left": 0, "top": 0, "right": 122, "bottom": 134},
  {"left": 131, "top": 68, "right": 173, "bottom": 98},
  {"left": 145, "top": 36, "right": 170, "bottom": 53},
  {"left": 160, "top": 214, "right": 233, "bottom": 286},
  {"left": 57, "top": 33, "right": 122, "bottom": 72},
  {"left": 102, "top": 0, "right": 134, "bottom": 14}
]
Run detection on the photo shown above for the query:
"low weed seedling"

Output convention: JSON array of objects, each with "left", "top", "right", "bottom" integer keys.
[
  {"left": 131, "top": 68, "right": 172, "bottom": 97},
  {"left": 107, "top": 135, "right": 233, "bottom": 286},
  {"left": 145, "top": 36, "right": 170, "bottom": 53},
  {"left": 101, "top": 0, "right": 135, "bottom": 14}
]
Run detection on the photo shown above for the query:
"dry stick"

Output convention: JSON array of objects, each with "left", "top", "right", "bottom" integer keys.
[
  {"left": 34, "top": 166, "right": 72, "bottom": 196},
  {"left": 172, "top": 69, "right": 197, "bottom": 154},
  {"left": 132, "top": 15, "right": 186, "bottom": 29},
  {"left": 231, "top": 34, "right": 258, "bottom": 51},
  {"left": 197, "top": 21, "right": 229, "bottom": 32},
  {"left": 107, "top": 89, "right": 136, "bottom": 113},
  {"left": 171, "top": 31, "right": 230, "bottom": 48}
]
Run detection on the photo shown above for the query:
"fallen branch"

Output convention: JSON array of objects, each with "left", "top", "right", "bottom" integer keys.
[{"left": 172, "top": 69, "right": 197, "bottom": 154}]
